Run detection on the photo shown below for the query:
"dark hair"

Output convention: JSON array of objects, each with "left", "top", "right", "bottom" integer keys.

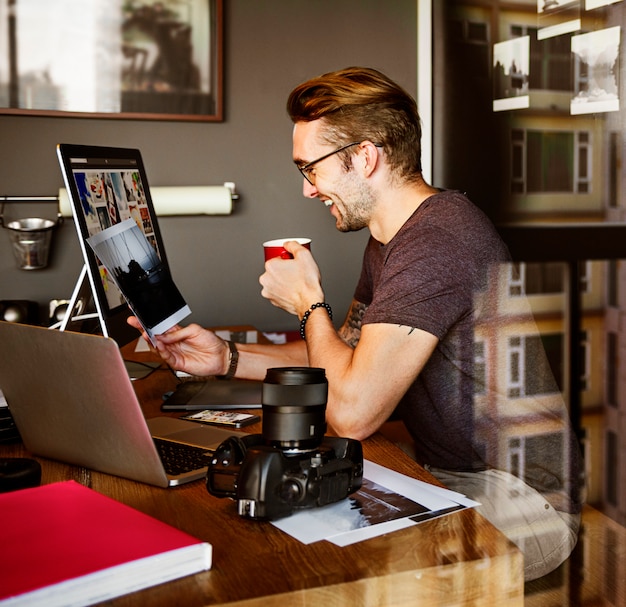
[{"left": 287, "top": 67, "right": 422, "bottom": 179}]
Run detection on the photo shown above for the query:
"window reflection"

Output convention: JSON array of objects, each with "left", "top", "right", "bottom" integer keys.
[{"left": 437, "top": 0, "right": 626, "bottom": 599}]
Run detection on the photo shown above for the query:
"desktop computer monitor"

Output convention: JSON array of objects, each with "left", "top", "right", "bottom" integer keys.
[{"left": 56, "top": 143, "right": 190, "bottom": 348}]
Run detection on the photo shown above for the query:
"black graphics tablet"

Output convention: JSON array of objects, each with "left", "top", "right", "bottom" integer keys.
[{"left": 162, "top": 380, "right": 263, "bottom": 411}]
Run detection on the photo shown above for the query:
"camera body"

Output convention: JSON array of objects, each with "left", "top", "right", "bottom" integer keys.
[
  {"left": 206, "top": 367, "right": 363, "bottom": 520},
  {"left": 207, "top": 432, "right": 363, "bottom": 520}
]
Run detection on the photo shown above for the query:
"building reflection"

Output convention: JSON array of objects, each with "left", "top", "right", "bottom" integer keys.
[{"left": 435, "top": 0, "right": 626, "bottom": 601}]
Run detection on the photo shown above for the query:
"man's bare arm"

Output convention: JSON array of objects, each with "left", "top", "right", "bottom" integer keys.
[{"left": 304, "top": 304, "right": 439, "bottom": 440}]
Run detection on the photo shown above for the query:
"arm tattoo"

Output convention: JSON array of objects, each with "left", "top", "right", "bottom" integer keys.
[{"left": 338, "top": 300, "right": 368, "bottom": 348}]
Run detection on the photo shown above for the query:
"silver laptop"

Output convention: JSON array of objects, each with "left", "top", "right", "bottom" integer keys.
[{"left": 0, "top": 321, "right": 245, "bottom": 487}]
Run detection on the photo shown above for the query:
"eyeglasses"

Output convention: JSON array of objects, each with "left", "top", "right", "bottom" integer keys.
[{"left": 297, "top": 141, "right": 362, "bottom": 185}]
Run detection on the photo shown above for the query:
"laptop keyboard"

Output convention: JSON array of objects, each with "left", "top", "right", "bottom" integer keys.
[{"left": 153, "top": 438, "right": 213, "bottom": 476}]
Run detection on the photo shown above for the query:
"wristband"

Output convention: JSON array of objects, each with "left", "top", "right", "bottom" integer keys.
[
  {"left": 300, "top": 302, "right": 333, "bottom": 340},
  {"left": 218, "top": 340, "right": 239, "bottom": 379}
]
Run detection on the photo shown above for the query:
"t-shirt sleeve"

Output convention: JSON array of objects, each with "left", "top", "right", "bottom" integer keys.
[{"left": 356, "top": 225, "right": 475, "bottom": 340}]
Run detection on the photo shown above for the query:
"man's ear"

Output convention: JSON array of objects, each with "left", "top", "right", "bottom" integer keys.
[{"left": 359, "top": 140, "right": 381, "bottom": 178}]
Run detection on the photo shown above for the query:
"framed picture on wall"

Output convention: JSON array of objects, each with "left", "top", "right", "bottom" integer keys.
[{"left": 0, "top": 0, "right": 223, "bottom": 122}]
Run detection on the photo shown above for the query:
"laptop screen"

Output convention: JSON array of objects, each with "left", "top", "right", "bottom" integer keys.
[{"left": 57, "top": 144, "right": 190, "bottom": 347}]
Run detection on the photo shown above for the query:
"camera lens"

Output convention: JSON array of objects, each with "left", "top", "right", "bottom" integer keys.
[{"left": 262, "top": 367, "right": 328, "bottom": 452}]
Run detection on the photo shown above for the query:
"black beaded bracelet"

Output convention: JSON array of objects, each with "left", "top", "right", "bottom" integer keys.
[
  {"left": 300, "top": 302, "right": 333, "bottom": 340},
  {"left": 218, "top": 340, "right": 239, "bottom": 379}
]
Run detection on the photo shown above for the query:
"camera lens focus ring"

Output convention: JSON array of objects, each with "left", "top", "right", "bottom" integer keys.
[{"left": 262, "top": 367, "right": 328, "bottom": 451}]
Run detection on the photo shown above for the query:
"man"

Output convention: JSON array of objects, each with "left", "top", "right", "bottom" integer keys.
[{"left": 130, "top": 67, "right": 583, "bottom": 580}]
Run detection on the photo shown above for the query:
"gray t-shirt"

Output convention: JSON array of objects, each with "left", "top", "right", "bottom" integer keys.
[
  {"left": 354, "top": 189, "right": 583, "bottom": 512},
  {"left": 355, "top": 190, "right": 508, "bottom": 470}
]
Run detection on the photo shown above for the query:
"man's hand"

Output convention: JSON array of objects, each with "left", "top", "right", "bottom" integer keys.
[
  {"left": 127, "top": 317, "right": 229, "bottom": 376},
  {"left": 259, "top": 240, "right": 325, "bottom": 318}
]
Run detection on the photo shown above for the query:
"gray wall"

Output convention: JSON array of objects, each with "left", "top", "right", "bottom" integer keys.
[{"left": 0, "top": 0, "right": 417, "bottom": 333}]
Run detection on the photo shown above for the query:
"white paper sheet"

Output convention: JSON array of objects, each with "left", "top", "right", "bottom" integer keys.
[{"left": 272, "top": 459, "right": 479, "bottom": 546}]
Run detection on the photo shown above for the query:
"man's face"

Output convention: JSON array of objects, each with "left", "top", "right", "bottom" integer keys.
[{"left": 293, "top": 120, "right": 375, "bottom": 233}]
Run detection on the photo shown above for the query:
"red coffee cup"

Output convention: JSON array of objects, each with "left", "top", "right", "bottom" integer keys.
[{"left": 263, "top": 238, "right": 311, "bottom": 261}]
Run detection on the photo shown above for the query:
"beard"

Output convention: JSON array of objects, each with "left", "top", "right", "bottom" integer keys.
[{"left": 331, "top": 171, "right": 376, "bottom": 233}]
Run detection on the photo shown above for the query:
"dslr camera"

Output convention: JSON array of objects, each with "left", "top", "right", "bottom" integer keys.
[{"left": 206, "top": 367, "right": 363, "bottom": 520}]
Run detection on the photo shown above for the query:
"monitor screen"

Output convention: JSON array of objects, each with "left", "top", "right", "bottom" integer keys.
[{"left": 56, "top": 144, "right": 190, "bottom": 347}]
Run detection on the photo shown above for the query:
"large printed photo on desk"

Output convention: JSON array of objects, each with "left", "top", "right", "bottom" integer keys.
[{"left": 273, "top": 460, "right": 479, "bottom": 546}]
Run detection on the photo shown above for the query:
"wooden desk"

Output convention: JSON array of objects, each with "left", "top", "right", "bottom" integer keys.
[{"left": 1, "top": 332, "right": 523, "bottom": 606}]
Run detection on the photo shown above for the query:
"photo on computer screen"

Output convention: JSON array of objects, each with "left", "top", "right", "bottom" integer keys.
[
  {"left": 87, "top": 219, "right": 190, "bottom": 345},
  {"left": 57, "top": 144, "right": 190, "bottom": 347}
]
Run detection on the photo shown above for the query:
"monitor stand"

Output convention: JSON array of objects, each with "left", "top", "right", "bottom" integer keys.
[
  {"left": 54, "top": 265, "right": 100, "bottom": 333},
  {"left": 52, "top": 265, "right": 159, "bottom": 380}
]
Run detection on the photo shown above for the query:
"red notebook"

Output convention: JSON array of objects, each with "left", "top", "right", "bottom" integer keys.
[{"left": 0, "top": 480, "right": 211, "bottom": 606}]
